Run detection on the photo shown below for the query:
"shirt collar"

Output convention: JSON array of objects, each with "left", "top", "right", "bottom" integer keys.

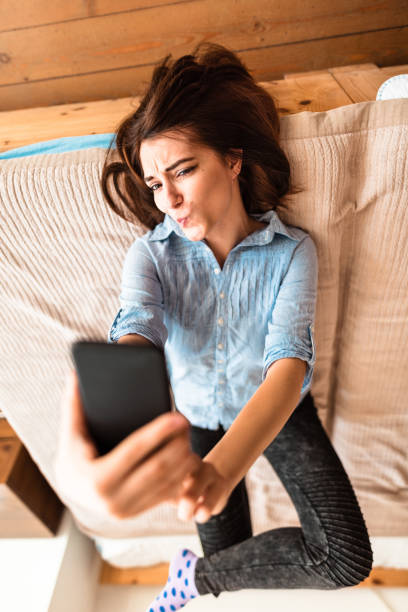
[{"left": 147, "top": 209, "right": 301, "bottom": 245}]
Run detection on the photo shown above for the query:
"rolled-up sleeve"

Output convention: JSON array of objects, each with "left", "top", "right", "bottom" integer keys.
[
  {"left": 262, "top": 235, "right": 318, "bottom": 393},
  {"left": 107, "top": 238, "right": 168, "bottom": 349}
]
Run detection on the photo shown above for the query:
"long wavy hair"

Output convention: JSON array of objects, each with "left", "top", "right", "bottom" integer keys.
[{"left": 101, "top": 42, "right": 302, "bottom": 230}]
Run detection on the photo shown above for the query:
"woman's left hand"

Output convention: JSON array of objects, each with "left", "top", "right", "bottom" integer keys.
[{"left": 175, "top": 460, "right": 235, "bottom": 523}]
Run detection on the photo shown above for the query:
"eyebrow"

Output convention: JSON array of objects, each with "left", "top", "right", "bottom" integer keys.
[{"left": 144, "top": 157, "right": 196, "bottom": 183}]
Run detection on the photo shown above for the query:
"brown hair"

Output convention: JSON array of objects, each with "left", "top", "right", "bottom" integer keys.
[{"left": 101, "top": 42, "right": 301, "bottom": 230}]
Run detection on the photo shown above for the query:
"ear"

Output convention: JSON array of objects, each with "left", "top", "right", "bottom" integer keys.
[{"left": 226, "top": 148, "right": 243, "bottom": 179}]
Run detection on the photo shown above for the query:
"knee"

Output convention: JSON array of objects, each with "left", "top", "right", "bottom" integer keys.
[{"left": 324, "top": 532, "right": 373, "bottom": 588}]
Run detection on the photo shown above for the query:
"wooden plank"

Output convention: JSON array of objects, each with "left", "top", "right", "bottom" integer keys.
[
  {"left": 357, "top": 567, "right": 408, "bottom": 588},
  {"left": 0, "top": 97, "right": 139, "bottom": 152},
  {"left": 330, "top": 64, "right": 408, "bottom": 103},
  {"left": 99, "top": 560, "right": 169, "bottom": 585},
  {"left": 0, "top": 441, "right": 65, "bottom": 537},
  {"left": 0, "top": 63, "right": 151, "bottom": 113},
  {"left": 0, "top": 0, "right": 406, "bottom": 86},
  {"left": 242, "top": 25, "right": 408, "bottom": 85},
  {"left": 329, "top": 64, "right": 381, "bottom": 74},
  {"left": 98, "top": 557, "right": 408, "bottom": 586},
  {"left": 0, "top": 419, "right": 17, "bottom": 438},
  {"left": 0, "top": 70, "right": 353, "bottom": 152},
  {"left": 0, "top": 0, "right": 196, "bottom": 32},
  {"left": 259, "top": 72, "right": 353, "bottom": 115},
  {"left": 284, "top": 63, "right": 379, "bottom": 79},
  {"left": 1, "top": 62, "right": 407, "bottom": 153},
  {"left": 1, "top": 23, "right": 407, "bottom": 112},
  {"left": 0, "top": 438, "right": 20, "bottom": 483},
  {"left": 380, "top": 63, "right": 408, "bottom": 77},
  {"left": 3, "top": 0, "right": 406, "bottom": 34}
]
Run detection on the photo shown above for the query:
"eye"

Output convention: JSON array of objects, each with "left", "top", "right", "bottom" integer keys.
[
  {"left": 176, "top": 165, "right": 197, "bottom": 178},
  {"left": 149, "top": 183, "right": 161, "bottom": 192}
]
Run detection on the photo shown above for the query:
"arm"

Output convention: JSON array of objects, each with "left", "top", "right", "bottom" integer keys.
[
  {"left": 177, "top": 357, "right": 306, "bottom": 522},
  {"left": 204, "top": 356, "right": 306, "bottom": 487},
  {"left": 117, "top": 333, "right": 155, "bottom": 347},
  {"left": 108, "top": 238, "right": 168, "bottom": 349}
]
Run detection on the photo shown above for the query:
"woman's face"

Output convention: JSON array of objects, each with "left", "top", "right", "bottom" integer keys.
[{"left": 139, "top": 131, "right": 242, "bottom": 243}]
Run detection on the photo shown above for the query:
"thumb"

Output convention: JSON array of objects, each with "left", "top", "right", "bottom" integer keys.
[{"left": 60, "top": 369, "right": 98, "bottom": 461}]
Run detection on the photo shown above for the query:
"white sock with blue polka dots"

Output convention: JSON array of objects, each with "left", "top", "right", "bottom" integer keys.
[{"left": 146, "top": 548, "right": 200, "bottom": 611}]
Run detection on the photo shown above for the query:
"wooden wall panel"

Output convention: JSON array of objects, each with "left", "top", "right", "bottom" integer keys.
[
  {"left": 0, "top": 0, "right": 193, "bottom": 31},
  {"left": 0, "top": 0, "right": 407, "bottom": 111}
]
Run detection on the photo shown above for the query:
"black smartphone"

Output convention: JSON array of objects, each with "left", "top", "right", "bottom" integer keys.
[{"left": 71, "top": 340, "right": 173, "bottom": 456}]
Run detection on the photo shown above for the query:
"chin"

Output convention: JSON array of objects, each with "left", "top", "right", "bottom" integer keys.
[{"left": 183, "top": 224, "right": 205, "bottom": 242}]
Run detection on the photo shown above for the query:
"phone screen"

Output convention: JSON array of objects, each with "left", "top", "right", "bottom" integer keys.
[{"left": 71, "top": 340, "right": 173, "bottom": 456}]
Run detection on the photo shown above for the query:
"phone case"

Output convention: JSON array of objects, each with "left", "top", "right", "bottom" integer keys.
[{"left": 71, "top": 340, "right": 173, "bottom": 456}]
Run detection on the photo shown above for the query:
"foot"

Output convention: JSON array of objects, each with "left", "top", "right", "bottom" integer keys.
[{"left": 146, "top": 548, "right": 200, "bottom": 611}]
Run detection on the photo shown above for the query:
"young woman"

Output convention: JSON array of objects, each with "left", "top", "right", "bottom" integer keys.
[{"left": 101, "top": 42, "right": 373, "bottom": 610}]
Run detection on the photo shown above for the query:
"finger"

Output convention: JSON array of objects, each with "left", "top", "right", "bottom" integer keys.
[
  {"left": 116, "top": 443, "right": 199, "bottom": 511},
  {"left": 96, "top": 427, "right": 194, "bottom": 504},
  {"left": 122, "top": 452, "right": 201, "bottom": 517},
  {"left": 180, "top": 462, "right": 215, "bottom": 501},
  {"left": 193, "top": 480, "right": 228, "bottom": 523},
  {"left": 105, "top": 441, "right": 201, "bottom": 518},
  {"left": 177, "top": 466, "right": 216, "bottom": 521},
  {"left": 158, "top": 452, "right": 204, "bottom": 508},
  {"left": 60, "top": 369, "right": 88, "bottom": 438},
  {"left": 59, "top": 369, "right": 98, "bottom": 461},
  {"left": 95, "top": 412, "right": 190, "bottom": 493}
]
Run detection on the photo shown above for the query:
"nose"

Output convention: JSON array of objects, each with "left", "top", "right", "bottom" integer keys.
[{"left": 162, "top": 181, "right": 183, "bottom": 212}]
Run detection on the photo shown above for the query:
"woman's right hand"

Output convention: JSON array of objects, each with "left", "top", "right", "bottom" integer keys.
[{"left": 54, "top": 369, "right": 202, "bottom": 521}]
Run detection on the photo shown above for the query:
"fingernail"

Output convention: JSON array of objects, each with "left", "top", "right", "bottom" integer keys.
[
  {"left": 178, "top": 507, "right": 188, "bottom": 521},
  {"left": 195, "top": 509, "right": 208, "bottom": 523}
]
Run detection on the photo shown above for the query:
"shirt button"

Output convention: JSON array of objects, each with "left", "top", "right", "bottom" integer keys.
[
  {"left": 214, "top": 268, "right": 220, "bottom": 274},
  {"left": 219, "top": 380, "right": 225, "bottom": 385},
  {"left": 218, "top": 317, "right": 224, "bottom": 326},
  {"left": 219, "top": 292, "right": 225, "bottom": 299},
  {"left": 217, "top": 343, "right": 223, "bottom": 349},
  {"left": 218, "top": 359, "right": 223, "bottom": 363}
]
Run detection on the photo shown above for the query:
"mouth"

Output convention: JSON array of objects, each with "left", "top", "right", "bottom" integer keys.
[{"left": 177, "top": 216, "right": 189, "bottom": 227}]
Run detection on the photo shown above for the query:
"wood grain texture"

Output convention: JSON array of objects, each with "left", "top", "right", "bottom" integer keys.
[
  {"left": 283, "top": 62, "right": 379, "bottom": 78},
  {"left": 99, "top": 560, "right": 170, "bottom": 584},
  {"left": 0, "top": 419, "right": 17, "bottom": 438},
  {"left": 0, "top": 0, "right": 407, "bottom": 110},
  {"left": 98, "top": 558, "right": 408, "bottom": 586},
  {"left": 1, "top": 63, "right": 407, "bottom": 152},
  {"left": 330, "top": 66, "right": 397, "bottom": 103},
  {"left": 0, "top": 97, "right": 140, "bottom": 151},
  {"left": 357, "top": 567, "right": 408, "bottom": 588},
  {"left": 259, "top": 72, "right": 353, "bottom": 115},
  {"left": 0, "top": 437, "right": 65, "bottom": 537},
  {"left": 0, "top": 0, "right": 196, "bottom": 31}
]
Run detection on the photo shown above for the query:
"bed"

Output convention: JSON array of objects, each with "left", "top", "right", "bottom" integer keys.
[{"left": 1, "top": 62, "right": 407, "bottom": 587}]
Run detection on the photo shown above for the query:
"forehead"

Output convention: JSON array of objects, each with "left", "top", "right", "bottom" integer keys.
[{"left": 139, "top": 132, "right": 216, "bottom": 175}]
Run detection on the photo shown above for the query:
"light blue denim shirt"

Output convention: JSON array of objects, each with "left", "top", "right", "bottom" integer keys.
[{"left": 108, "top": 209, "right": 318, "bottom": 430}]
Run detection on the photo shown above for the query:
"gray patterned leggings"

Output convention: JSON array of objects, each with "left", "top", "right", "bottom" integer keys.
[{"left": 189, "top": 391, "right": 373, "bottom": 596}]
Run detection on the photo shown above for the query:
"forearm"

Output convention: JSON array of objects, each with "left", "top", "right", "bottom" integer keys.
[{"left": 204, "top": 357, "right": 307, "bottom": 488}]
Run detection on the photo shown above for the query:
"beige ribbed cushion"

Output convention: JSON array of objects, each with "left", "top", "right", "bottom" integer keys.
[{"left": 0, "top": 99, "right": 407, "bottom": 554}]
